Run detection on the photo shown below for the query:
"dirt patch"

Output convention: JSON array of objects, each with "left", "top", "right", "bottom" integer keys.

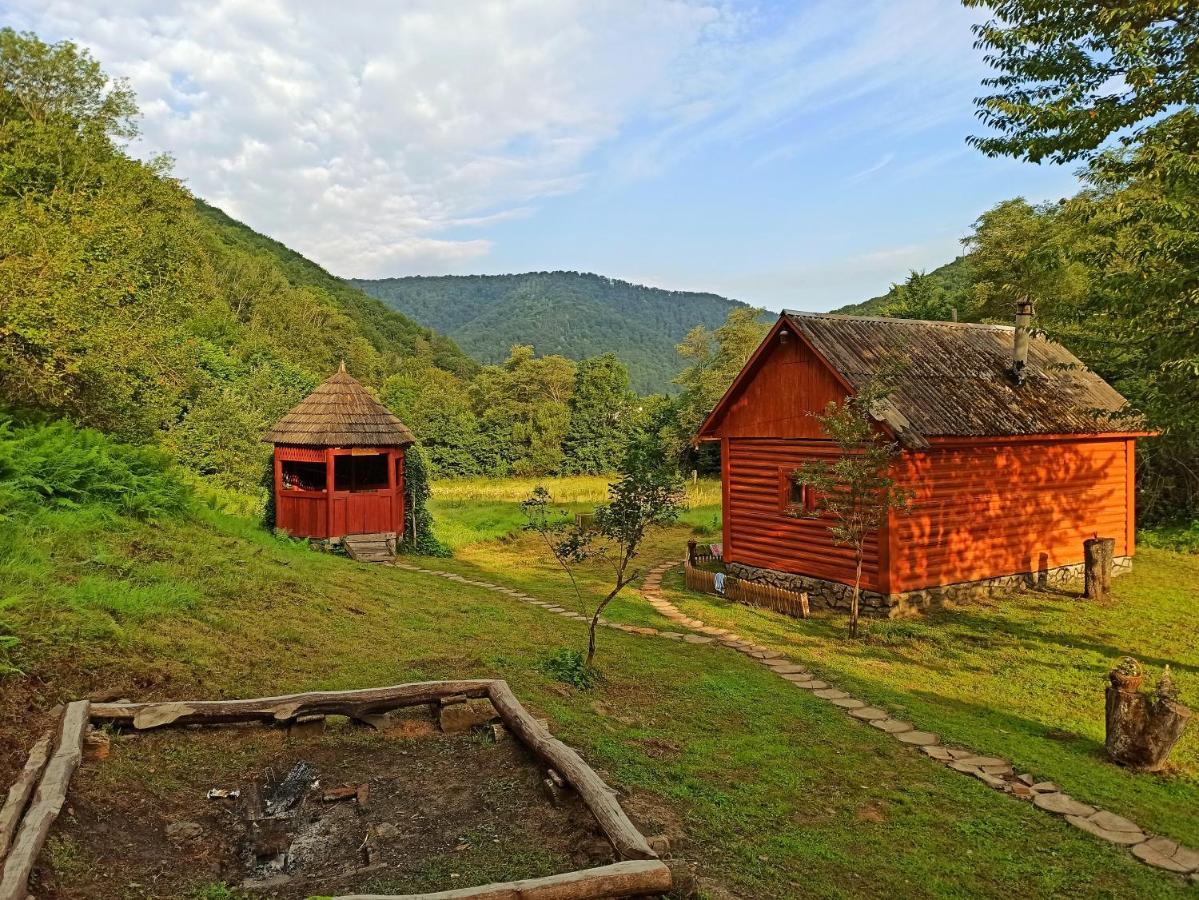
[{"left": 33, "top": 709, "right": 617, "bottom": 898}]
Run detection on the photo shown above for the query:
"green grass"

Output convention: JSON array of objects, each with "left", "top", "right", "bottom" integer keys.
[
  {"left": 427, "top": 474, "right": 720, "bottom": 550},
  {"left": 655, "top": 548, "right": 1199, "bottom": 851},
  {"left": 1, "top": 486, "right": 1196, "bottom": 896}
]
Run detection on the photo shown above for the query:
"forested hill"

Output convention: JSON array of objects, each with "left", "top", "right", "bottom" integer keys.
[
  {"left": 195, "top": 202, "right": 476, "bottom": 380},
  {"left": 348, "top": 272, "right": 750, "bottom": 394},
  {"left": 0, "top": 27, "right": 480, "bottom": 496},
  {"left": 832, "top": 257, "right": 973, "bottom": 317}
]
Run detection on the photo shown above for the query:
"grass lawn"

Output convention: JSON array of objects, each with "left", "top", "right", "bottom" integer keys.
[
  {"left": 0, "top": 481, "right": 1194, "bottom": 897},
  {"left": 653, "top": 548, "right": 1199, "bottom": 851}
]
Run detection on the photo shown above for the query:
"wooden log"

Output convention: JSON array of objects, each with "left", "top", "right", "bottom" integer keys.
[
  {"left": 0, "top": 701, "right": 89, "bottom": 900},
  {"left": 0, "top": 730, "right": 53, "bottom": 861},
  {"left": 334, "top": 859, "right": 671, "bottom": 899},
  {"left": 486, "top": 682, "right": 656, "bottom": 862},
  {"left": 89, "top": 680, "right": 497, "bottom": 730},
  {"left": 1084, "top": 537, "right": 1115, "bottom": 600},
  {"left": 1105, "top": 685, "right": 1193, "bottom": 771}
]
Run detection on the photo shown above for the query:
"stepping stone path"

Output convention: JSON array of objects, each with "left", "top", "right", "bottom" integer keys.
[{"left": 393, "top": 557, "right": 1199, "bottom": 882}]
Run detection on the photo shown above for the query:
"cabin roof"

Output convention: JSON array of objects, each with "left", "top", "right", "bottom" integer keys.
[
  {"left": 263, "top": 362, "right": 416, "bottom": 448},
  {"left": 700, "top": 312, "right": 1140, "bottom": 448}
]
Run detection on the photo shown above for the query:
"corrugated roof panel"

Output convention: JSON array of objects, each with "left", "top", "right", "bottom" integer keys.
[{"left": 782, "top": 312, "right": 1137, "bottom": 446}]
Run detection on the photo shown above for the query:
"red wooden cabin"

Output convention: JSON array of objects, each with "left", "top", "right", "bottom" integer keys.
[
  {"left": 264, "top": 363, "right": 415, "bottom": 541},
  {"left": 697, "top": 311, "right": 1150, "bottom": 615}
]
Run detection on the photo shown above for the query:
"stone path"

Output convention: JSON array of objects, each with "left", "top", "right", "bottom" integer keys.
[
  {"left": 390, "top": 557, "right": 1197, "bottom": 883},
  {"left": 639, "top": 561, "right": 1199, "bottom": 883}
]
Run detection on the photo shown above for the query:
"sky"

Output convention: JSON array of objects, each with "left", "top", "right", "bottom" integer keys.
[{"left": 6, "top": 0, "right": 1083, "bottom": 311}]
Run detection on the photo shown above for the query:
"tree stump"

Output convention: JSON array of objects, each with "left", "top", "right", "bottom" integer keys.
[
  {"left": 1084, "top": 537, "right": 1115, "bottom": 600},
  {"left": 1105, "top": 685, "right": 1192, "bottom": 771}
]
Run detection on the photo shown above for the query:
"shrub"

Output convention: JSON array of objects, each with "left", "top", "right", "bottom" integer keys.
[
  {"left": 536, "top": 648, "right": 602, "bottom": 690},
  {"left": 0, "top": 416, "right": 191, "bottom": 521}
]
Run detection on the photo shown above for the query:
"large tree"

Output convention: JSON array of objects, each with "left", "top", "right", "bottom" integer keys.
[
  {"left": 560, "top": 353, "right": 633, "bottom": 475},
  {"left": 669, "top": 306, "right": 770, "bottom": 466},
  {"left": 966, "top": 1, "right": 1199, "bottom": 163}
]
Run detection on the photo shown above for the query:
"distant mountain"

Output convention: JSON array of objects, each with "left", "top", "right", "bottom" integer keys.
[
  {"left": 832, "top": 257, "right": 973, "bottom": 317},
  {"left": 348, "top": 272, "right": 752, "bottom": 394}
]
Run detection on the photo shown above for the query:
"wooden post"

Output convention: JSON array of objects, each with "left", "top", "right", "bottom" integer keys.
[
  {"left": 325, "top": 447, "right": 336, "bottom": 540},
  {"left": 686, "top": 540, "right": 697, "bottom": 565},
  {"left": 1084, "top": 537, "right": 1115, "bottom": 600}
]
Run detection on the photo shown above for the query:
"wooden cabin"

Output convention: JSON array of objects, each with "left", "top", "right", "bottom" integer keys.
[
  {"left": 696, "top": 310, "right": 1150, "bottom": 616},
  {"left": 264, "top": 363, "right": 415, "bottom": 541}
]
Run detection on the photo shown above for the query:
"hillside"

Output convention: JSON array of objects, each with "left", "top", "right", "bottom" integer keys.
[
  {"left": 349, "top": 272, "right": 752, "bottom": 394},
  {"left": 833, "top": 256, "right": 973, "bottom": 316},
  {"left": 196, "top": 202, "right": 476, "bottom": 380},
  {"left": 0, "top": 28, "right": 479, "bottom": 497}
]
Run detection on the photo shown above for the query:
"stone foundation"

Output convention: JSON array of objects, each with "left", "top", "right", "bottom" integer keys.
[{"left": 726, "top": 556, "right": 1133, "bottom": 618}]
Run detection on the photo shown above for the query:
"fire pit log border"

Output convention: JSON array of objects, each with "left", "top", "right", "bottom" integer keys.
[
  {"left": 335, "top": 858, "right": 672, "bottom": 900},
  {"left": 2, "top": 680, "right": 665, "bottom": 900},
  {"left": 0, "top": 701, "right": 89, "bottom": 900}
]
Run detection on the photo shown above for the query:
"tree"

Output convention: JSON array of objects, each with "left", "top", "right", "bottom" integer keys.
[
  {"left": 561, "top": 353, "right": 633, "bottom": 474},
  {"left": 584, "top": 455, "right": 684, "bottom": 665},
  {"left": 792, "top": 376, "right": 911, "bottom": 638},
  {"left": 470, "top": 345, "right": 576, "bottom": 476},
  {"left": 669, "top": 306, "right": 770, "bottom": 466},
  {"left": 525, "top": 452, "right": 684, "bottom": 668},
  {"left": 880, "top": 271, "right": 959, "bottom": 321},
  {"left": 965, "top": 1, "right": 1199, "bottom": 163},
  {"left": 383, "top": 362, "right": 484, "bottom": 478},
  {"left": 963, "top": 198, "right": 1091, "bottom": 320}
]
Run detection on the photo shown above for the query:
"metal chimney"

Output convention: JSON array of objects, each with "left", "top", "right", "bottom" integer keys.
[{"left": 1011, "top": 297, "right": 1034, "bottom": 384}]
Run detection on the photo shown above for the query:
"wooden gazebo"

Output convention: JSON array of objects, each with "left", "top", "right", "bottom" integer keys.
[{"left": 264, "top": 362, "right": 415, "bottom": 541}]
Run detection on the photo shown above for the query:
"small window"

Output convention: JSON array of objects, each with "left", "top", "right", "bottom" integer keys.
[
  {"left": 779, "top": 468, "right": 821, "bottom": 515},
  {"left": 281, "top": 460, "right": 326, "bottom": 492},
  {"left": 778, "top": 469, "right": 807, "bottom": 514}
]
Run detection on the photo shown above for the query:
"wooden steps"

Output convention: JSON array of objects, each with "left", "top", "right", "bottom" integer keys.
[{"left": 343, "top": 533, "right": 395, "bottom": 564}]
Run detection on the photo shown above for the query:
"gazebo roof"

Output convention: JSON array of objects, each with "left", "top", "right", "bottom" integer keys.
[{"left": 263, "top": 362, "right": 416, "bottom": 448}]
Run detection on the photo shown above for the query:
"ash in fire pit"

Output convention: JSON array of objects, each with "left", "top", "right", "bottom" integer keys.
[{"left": 36, "top": 711, "right": 627, "bottom": 899}]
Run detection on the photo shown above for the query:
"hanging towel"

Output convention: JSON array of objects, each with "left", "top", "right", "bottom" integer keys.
[{"left": 714, "top": 572, "right": 726, "bottom": 594}]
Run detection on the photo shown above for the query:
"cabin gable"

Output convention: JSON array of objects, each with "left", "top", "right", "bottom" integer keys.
[{"left": 700, "top": 325, "right": 850, "bottom": 440}]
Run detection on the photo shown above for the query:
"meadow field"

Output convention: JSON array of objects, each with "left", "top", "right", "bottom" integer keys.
[{"left": 2, "top": 470, "right": 1197, "bottom": 897}]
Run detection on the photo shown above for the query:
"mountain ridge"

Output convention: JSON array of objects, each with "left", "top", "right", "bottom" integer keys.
[{"left": 349, "top": 271, "right": 753, "bottom": 394}]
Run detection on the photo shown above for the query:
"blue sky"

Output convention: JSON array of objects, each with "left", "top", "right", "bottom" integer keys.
[{"left": 6, "top": 0, "right": 1082, "bottom": 310}]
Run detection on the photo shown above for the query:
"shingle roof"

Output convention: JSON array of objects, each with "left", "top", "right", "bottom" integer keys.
[
  {"left": 263, "top": 362, "right": 416, "bottom": 447},
  {"left": 781, "top": 312, "right": 1139, "bottom": 449}
]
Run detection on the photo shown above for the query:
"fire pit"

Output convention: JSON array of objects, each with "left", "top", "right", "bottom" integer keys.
[{"left": 0, "top": 681, "right": 670, "bottom": 899}]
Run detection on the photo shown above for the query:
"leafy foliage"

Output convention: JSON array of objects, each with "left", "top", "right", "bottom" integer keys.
[
  {"left": 535, "top": 647, "right": 602, "bottom": 690},
  {"left": 561, "top": 354, "right": 634, "bottom": 474},
  {"left": 0, "top": 415, "right": 190, "bottom": 521},
  {"left": 398, "top": 444, "right": 448, "bottom": 556},
  {"left": 792, "top": 375, "right": 911, "bottom": 638},
  {"left": 350, "top": 271, "right": 753, "bottom": 395},
  {"left": 965, "top": 1, "right": 1199, "bottom": 163}
]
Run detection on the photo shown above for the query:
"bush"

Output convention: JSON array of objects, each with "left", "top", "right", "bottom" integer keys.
[
  {"left": 1139, "top": 521, "right": 1199, "bottom": 554},
  {"left": 0, "top": 416, "right": 191, "bottom": 521},
  {"left": 536, "top": 648, "right": 602, "bottom": 690}
]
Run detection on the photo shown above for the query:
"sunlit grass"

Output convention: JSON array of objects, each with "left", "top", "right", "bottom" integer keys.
[{"left": 430, "top": 474, "right": 721, "bottom": 508}]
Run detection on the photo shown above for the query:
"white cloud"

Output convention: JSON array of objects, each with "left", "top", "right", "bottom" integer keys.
[{"left": 7, "top": 0, "right": 984, "bottom": 277}]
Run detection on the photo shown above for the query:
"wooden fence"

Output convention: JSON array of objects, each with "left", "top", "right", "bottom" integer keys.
[{"left": 683, "top": 558, "right": 810, "bottom": 619}]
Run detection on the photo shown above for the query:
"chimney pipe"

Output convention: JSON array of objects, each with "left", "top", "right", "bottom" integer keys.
[{"left": 1011, "top": 297, "right": 1034, "bottom": 384}]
